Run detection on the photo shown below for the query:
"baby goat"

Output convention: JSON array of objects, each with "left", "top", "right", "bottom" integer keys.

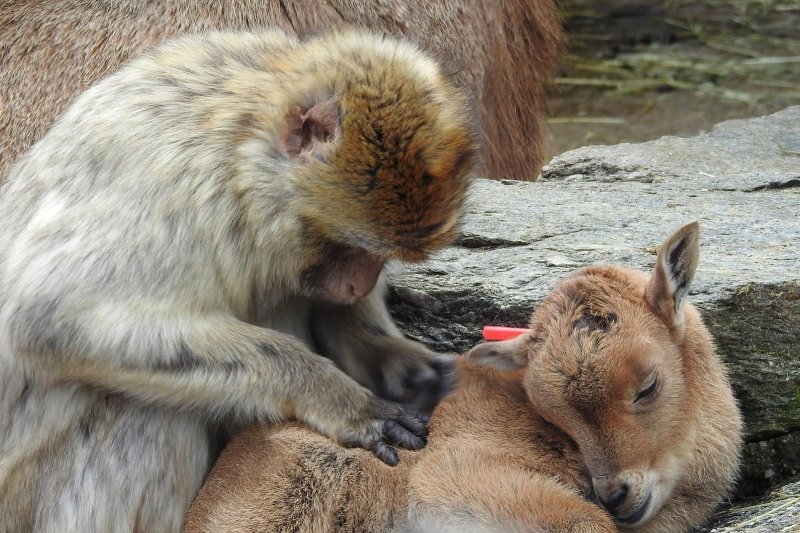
[{"left": 184, "top": 221, "right": 742, "bottom": 532}]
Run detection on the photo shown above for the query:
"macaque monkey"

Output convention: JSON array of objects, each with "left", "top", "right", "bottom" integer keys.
[
  {"left": 0, "top": 31, "right": 476, "bottom": 531},
  {"left": 0, "top": 0, "right": 563, "bottom": 181}
]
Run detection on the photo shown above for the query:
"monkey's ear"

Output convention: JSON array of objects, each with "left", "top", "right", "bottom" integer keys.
[
  {"left": 645, "top": 220, "right": 700, "bottom": 334},
  {"left": 283, "top": 101, "right": 341, "bottom": 159}
]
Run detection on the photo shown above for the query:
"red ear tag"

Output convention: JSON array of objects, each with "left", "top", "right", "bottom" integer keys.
[{"left": 482, "top": 326, "right": 530, "bottom": 341}]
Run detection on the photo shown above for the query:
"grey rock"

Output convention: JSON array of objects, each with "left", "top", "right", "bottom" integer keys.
[
  {"left": 704, "top": 478, "right": 800, "bottom": 532},
  {"left": 387, "top": 107, "right": 800, "bottom": 505},
  {"left": 541, "top": 107, "right": 800, "bottom": 191}
]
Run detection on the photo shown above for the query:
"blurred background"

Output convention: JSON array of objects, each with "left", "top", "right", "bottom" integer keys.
[{"left": 546, "top": 0, "right": 800, "bottom": 157}]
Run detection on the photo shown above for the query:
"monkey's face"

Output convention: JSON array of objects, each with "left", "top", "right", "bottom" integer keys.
[{"left": 299, "top": 240, "right": 385, "bottom": 305}]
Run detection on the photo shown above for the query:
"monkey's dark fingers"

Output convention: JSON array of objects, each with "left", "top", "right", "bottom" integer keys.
[
  {"left": 383, "top": 420, "right": 425, "bottom": 451},
  {"left": 393, "top": 409, "right": 428, "bottom": 439},
  {"left": 371, "top": 441, "right": 400, "bottom": 467},
  {"left": 431, "top": 355, "right": 458, "bottom": 394},
  {"left": 400, "top": 354, "right": 459, "bottom": 414},
  {"left": 402, "top": 363, "right": 439, "bottom": 393}
]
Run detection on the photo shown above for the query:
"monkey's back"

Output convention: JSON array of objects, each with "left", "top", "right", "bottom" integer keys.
[
  {"left": 0, "top": 32, "right": 301, "bottom": 530},
  {"left": 0, "top": 32, "right": 302, "bottom": 313}
]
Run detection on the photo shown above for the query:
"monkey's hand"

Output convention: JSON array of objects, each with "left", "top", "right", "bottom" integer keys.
[
  {"left": 359, "top": 336, "right": 458, "bottom": 414},
  {"left": 314, "top": 323, "right": 458, "bottom": 413},
  {"left": 334, "top": 398, "right": 429, "bottom": 466},
  {"left": 310, "top": 286, "right": 458, "bottom": 414}
]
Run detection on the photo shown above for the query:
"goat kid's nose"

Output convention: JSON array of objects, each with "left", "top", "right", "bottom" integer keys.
[
  {"left": 593, "top": 477, "right": 629, "bottom": 515},
  {"left": 600, "top": 485, "right": 628, "bottom": 514}
]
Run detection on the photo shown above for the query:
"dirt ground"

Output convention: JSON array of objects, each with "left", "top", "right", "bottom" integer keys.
[{"left": 545, "top": 0, "right": 800, "bottom": 158}]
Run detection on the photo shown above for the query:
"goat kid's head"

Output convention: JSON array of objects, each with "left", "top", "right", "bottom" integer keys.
[{"left": 468, "top": 221, "right": 701, "bottom": 528}]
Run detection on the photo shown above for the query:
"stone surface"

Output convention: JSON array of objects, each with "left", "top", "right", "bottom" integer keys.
[
  {"left": 387, "top": 107, "right": 800, "bottom": 504},
  {"left": 705, "top": 478, "right": 800, "bottom": 532}
]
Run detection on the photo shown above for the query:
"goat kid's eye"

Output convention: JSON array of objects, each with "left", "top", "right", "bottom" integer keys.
[{"left": 634, "top": 378, "right": 658, "bottom": 403}]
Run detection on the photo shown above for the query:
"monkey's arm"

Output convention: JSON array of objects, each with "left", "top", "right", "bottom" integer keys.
[
  {"left": 311, "top": 279, "right": 456, "bottom": 413},
  {"left": 7, "top": 303, "right": 425, "bottom": 465}
]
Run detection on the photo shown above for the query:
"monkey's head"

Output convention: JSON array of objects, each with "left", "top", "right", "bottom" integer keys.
[{"left": 283, "top": 33, "right": 478, "bottom": 271}]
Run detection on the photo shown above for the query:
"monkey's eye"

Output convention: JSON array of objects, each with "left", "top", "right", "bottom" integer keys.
[{"left": 634, "top": 378, "right": 658, "bottom": 403}]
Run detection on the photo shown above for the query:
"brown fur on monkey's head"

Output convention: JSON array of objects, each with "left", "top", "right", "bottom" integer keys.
[{"left": 282, "top": 32, "right": 478, "bottom": 262}]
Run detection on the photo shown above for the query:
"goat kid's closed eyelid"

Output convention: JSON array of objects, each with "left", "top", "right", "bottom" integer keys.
[{"left": 634, "top": 375, "right": 659, "bottom": 404}]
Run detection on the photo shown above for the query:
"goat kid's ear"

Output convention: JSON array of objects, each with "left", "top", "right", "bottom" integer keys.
[
  {"left": 466, "top": 333, "right": 531, "bottom": 371},
  {"left": 283, "top": 100, "right": 341, "bottom": 160},
  {"left": 645, "top": 220, "right": 700, "bottom": 333}
]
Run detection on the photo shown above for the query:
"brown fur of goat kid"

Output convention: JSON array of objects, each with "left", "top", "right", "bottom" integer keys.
[{"left": 184, "top": 221, "right": 742, "bottom": 533}]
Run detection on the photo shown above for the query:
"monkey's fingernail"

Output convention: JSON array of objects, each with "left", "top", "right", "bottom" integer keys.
[
  {"left": 373, "top": 442, "right": 400, "bottom": 466},
  {"left": 391, "top": 412, "right": 428, "bottom": 439},
  {"left": 384, "top": 420, "right": 425, "bottom": 450}
]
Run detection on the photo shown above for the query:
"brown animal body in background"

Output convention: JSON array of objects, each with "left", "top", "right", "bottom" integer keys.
[
  {"left": 185, "top": 221, "right": 742, "bottom": 532},
  {"left": 0, "top": 31, "right": 475, "bottom": 531},
  {"left": 0, "top": 0, "right": 562, "bottom": 181}
]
